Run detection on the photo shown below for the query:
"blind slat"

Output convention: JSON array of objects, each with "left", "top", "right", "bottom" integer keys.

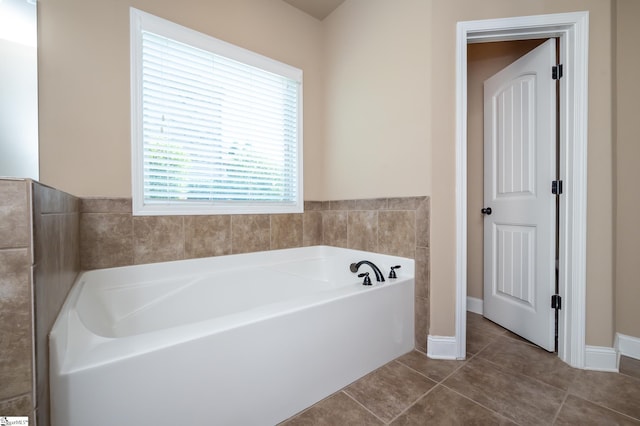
[{"left": 139, "top": 28, "right": 300, "bottom": 204}]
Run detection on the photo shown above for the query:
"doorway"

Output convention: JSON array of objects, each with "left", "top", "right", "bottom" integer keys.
[
  {"left": 467, "top": 38, "right": 558, "bottom": 351},
  {"left": 454, "top": 12, "right": 589, "bottom": 368}
]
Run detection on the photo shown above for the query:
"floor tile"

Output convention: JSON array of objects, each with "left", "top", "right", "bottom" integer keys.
[
  {"left": 620, "top": 356, "right": 640, "bottom": 381},
  {"left": 396, "top": 350, "right": 465, "bottom": 382},
  {"left": 281, "top": 392, "right": 383, "bottom": 426},
  {"left": 345, "top": 361, "right": 436, "bottom": 423},
  {"left": 467, "top": 312, "right": 507, "bottom": 336},
  {"left": 478, "top": 335, "right": 577, "bottom": 390},
  {"left": 467, "top": 326, "right": 500, "bottom": 355},
  {"left": 390, "top": 385, "right": 516, "bottom": 425},
  {"left": 503, "top": 329, "right": 537, "bottom": 345},
  {"left": 443, "top": 357, "right": 565, "bottom": 425},
  {"left": 466, "top": 313, "right": 509, "bottom": 357},
  {"left": 569, "top": 369, "right": 640, "bottom": 420},
  {"left": 555, "top": 394, "right": 640, "bottom": 425}
]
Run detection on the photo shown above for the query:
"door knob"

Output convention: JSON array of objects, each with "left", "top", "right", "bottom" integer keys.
[{"left": 481, "top": 207, "right": 492, "bottom": 215}]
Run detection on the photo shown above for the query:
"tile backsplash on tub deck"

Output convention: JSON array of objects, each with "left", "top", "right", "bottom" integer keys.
[{"left": 80, "top": 196, "right": 430, "bottom": 351}]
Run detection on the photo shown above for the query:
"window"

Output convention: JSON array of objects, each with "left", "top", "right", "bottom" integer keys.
[{"left": 130, "top": 8, "right": 303, "bottom": 215}]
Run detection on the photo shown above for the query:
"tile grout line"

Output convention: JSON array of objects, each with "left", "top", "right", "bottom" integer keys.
[
  {"left": 453, "top": 332, "right": 567, "bottom": 425},
  {"left": 597, "top": 405, "right": 640, "bottom": 423},
  {"left": 340, "top": 390, "right": 388, "bottom": 425},
  {"left": 269, "top": 214, "right": 272, "bottom": 250},
  {"left": 394, "top": 357, "right": 467, "bottom": 385},
  {"left": 618, "top": 368, "right": 640, "bottom": 383},
  {"left": 437, "top": 360, "right": 470, "bottom": 383},
  {"left": 466, "top": 332, "right": 499, "bottom": 358},
  {"left": 230, "top": 215, "right": 234, "bottom": 254},
  {"left": 458, "top": 317, "right": 507, "bottom": 361},
  {"left": 440, "top": 383, "right": 524, "bottom": 426},
  {"left": 567, "top": 392, "right": 640, "bottom": 423},
  {"left": 385, "top": 384, "right": 440, "bottom": 425},
  {"left": 473, "top": 346, "right": 573, "bottom": 394},
  {"left": 550, "top": 390, "right": 570, "bottom": 424},
  {"left": 387, "top": 353, "right": 475, "bottom": 423},
  {"left": 181, "top": 216, "right": 186, "bottom": 260},
  {"left": 473, "top": 320, "right": 640, "bottom": 423},
  {"left": 478, "top": 355, "right": 572, "bottom": 394}
]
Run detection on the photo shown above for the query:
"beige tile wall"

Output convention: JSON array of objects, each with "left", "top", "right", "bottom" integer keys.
[
  {"left": 0, "top": 179, "right": 81, "bottom": 426},
  {"left": 80, "top": 199, "right": 324, "bottom": 268},
  {"left": 31, "top": 182, "right": 80, "bottom": 426},
  {"left": 317, "top": 197, "right": 430, "bottom": 351},
  {"left": 80, "top": 196, "right": 430, "bottom": 350},
  {"left": 0, "top": 179, "right": 34, "bottom": 422}
]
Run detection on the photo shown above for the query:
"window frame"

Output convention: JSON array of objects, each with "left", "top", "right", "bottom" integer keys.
[{"left": 130, "top": 8, "right": 303, "bottom": 216}]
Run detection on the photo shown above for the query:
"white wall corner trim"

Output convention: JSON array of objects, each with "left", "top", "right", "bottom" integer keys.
[
  {"left": 427, "top": 335, "right": 459, "bottom": 360},
  {"left": 467, "top": 297, "right": 483, "bottom": 315},
  {"left": 584, "top": 346, "right": 618, "bottom": 372},
  {"left": 615, "top": 333, "right": 640, "bottom": 361},
  {"left": 455, "top": 11, "right": 589, "bottom": 367}
]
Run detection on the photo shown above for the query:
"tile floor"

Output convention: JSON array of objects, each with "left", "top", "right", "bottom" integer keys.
[{"left": 282, "top": 313, "right": 640, "bottom": 425}]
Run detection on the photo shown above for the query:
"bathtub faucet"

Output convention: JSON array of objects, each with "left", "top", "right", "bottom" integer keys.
[{"left": 350, "top": 261, "right": 385, "bottom": 282}]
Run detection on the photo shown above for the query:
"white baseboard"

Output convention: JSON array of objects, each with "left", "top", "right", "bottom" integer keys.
[
  {"left": 466, "top": 297, "right": 483, "bottom": 315},
  {"left": 427, "top": 335, "right": 458, "bottom": 360},
  {"left": 615, "top": 333, "right": 640, "bottom": 360},
  {"left": 584, "top": 346, "right": 618, "bottom": 372}
]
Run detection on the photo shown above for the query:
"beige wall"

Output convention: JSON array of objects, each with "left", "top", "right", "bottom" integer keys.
[
  {"left": 322, "top": 0, "right": 431, "bottom": 200},
  {"left": 429, "top": 0, "right": 615, "bottom": 346},
  {"left": 466, "top": 40, "right": 544, "bottom": 300},
  {"left": 615, "top": 0, "right": 640, "bottom": 339},
  {"left": 38, "top": 0, "right": 324, "bottom": 199}
]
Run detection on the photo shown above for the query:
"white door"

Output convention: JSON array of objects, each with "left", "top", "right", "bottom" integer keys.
[{"left": 483, "top": 39, "right": 557, "bottom": 351}]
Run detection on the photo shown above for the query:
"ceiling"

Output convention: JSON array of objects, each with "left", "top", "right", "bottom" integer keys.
[{"left": 282, "top": 0, "right": 346, "bottom": 21}]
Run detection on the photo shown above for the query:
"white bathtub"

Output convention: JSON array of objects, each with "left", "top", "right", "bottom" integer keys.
[{"left": 50, "top": 245, "right": 415, "bottom": 426}]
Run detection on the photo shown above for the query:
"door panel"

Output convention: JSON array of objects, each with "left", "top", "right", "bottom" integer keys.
[
  {"left": 483, "top": 39, "right": 556, "bottom": 351},
  {"left": 495, "top": 76, "right": 535, "bottom": 197},
  {"left": 495, "top": 224, "right": 535, "bottom": 307}
]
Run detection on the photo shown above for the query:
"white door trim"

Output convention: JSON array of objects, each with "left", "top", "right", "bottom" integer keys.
[{"left": 455, "top": 11, "right": 589, "bottom": 367}]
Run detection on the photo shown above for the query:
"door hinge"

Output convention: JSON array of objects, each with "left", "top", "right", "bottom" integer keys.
[
  {"left": 552, "top": 180, "right": 563, "bottom": 195},
  {"left": 552, "top": 64, "right": 563, "bottom": 80},
  {"left": 551, "top": 294, "right": 562, "bottom": 310}
]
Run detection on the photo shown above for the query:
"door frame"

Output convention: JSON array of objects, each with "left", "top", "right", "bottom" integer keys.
[{"left": 455, "top": 11, "right": 589, "bottom": 367}]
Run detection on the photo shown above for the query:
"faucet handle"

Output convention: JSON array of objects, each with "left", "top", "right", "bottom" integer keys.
[
  {"left": 389, "top": 265, "right": 401, "bottom": 279},
  {"left": 358, "top": 272, "right": 372, "bottom": 286}
]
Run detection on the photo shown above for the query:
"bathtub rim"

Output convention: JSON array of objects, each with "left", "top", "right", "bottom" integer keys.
[{"left": 51, "top": 245, "right": 415, "bottom": 375}]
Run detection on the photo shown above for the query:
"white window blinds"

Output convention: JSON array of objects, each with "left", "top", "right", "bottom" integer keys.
[{"left": 130, "top": 9, "right": 302, "bottom": 215}]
